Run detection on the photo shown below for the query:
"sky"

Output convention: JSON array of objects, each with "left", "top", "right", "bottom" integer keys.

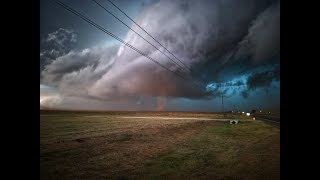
[{"left": 40, "top": 0, "right": 280, "bottom": 112}]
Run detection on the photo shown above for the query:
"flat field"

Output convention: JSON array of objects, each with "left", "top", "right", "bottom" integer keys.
[{"left": 40, "top": 110, "right": 280, "bottom": 179}]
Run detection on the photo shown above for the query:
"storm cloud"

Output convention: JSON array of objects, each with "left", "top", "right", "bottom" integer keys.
[
  {"left": 40, "top": 0, "right": 280, "bottom": 110},
  {"left": 247, "top": 67, "right": 280, "bottom": 90}
]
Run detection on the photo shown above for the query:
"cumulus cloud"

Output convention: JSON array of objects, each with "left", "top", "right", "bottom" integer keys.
[
  {"left": 40, "top": 0, "right": 280, "bottom": 109},
  {"left": 42, "top": 46, "right": 115, "bottom": 82},
  {"left": 40, "top": 28, "right": 78, "bottom": 73}
]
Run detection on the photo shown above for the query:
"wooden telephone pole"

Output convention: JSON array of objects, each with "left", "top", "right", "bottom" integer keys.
[{"left": 222, "top": 95, "right": 224, "bottom": 112}]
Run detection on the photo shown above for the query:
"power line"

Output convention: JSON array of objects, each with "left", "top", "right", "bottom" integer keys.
[
  {"left": 91, "top": 0, "right": 190, "bottom": 73},
  {"left": 54, "top": 0, "right": 203, "bottom": 90},
  {"left": 106, "top": 0, "right": 192, "bottom": 72}
]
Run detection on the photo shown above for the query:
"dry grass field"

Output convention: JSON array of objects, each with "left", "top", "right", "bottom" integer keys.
[{"left": 40, "top": 110, "right": 279, "bottom": 179}]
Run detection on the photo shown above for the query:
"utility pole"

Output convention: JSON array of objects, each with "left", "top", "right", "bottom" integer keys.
[{"left": 222, "top": 95, "right": 224, "bottom": 112}]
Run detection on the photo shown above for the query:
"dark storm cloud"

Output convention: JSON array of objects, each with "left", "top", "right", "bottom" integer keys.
[
  {"left": 221, "top": 80, "right": 245, "bottom": 87},
  {"left": 246, "top": 67, "right": 279, "bottom": 90},
  {"left": 197, "top": 0, "right": 279, "bottom": 82},
  {"left": 88, "top": 0, "right": 279, "bottom": 99},
  {"left": 247, "top": 71, "right": 273, "bottom": 90},
  {"left": 234, "top": 2, "right": 280, "bottom": 64},
  {"left": 40, "top": 0, "right": 280, "bottom": 107},
  {"left": 241, "top": 90, "right": 250, "bottom": 99},
  {"left": 273, "top": 66, "right": 280, "bottom": 80},
  {"left": 234, "top": 80, "right": 245, "bottom": 86}
]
